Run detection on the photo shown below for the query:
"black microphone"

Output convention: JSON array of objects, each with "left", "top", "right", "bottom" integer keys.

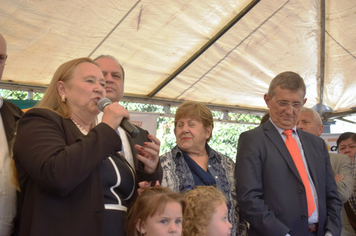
[{"left": 98, "top": 98, "right": 139, "bottom": 138}]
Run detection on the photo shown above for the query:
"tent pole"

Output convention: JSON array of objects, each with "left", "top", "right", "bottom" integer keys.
[
  {"left": 148, "top": 0, "right": 260, "bottom": 97},
  {"left": 319, "top": 0, "right": 325, "bottom": 116},
  {"left": 87, "top": 0, "right": 141, "bottom": 58}
]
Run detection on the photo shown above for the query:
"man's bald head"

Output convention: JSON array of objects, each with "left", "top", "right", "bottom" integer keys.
[{"left": 0, "top": 33, "right": 8, "bottom": 81}]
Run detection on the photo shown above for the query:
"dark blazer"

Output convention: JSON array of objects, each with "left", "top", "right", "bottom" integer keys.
[
  {"left": 12, "top": 108, "right": 161, "bottom": 236},
  {"left": 235, "top": 120, "right": 342, "bottom": 236},
  {"left": 0, "top": 99, "right": 23, "bottom": 147},
  {"left": 0, "top": 100, "right": 23, "bottom": 236}
]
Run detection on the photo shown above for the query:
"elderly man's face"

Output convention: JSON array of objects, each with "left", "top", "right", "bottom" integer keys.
[
  {"left": 95, "top": 57, "right": 124, "bottom": 103},
  {"left": 297, "top": 111, "right": 323, "bottom": 136},
  {"left": 264, "top": 86, "right": 306, "bottom": 129},
  {"left": 0, "top": 35, "right": 8, "bottom": 81}
]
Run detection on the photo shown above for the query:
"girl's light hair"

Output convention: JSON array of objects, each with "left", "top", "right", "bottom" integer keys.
[
  {"left": 126, "top": 186, "right": 185, "bottom": 236},
  {"left": 183, "top": 186, "right": 227, "bottom": 236}
]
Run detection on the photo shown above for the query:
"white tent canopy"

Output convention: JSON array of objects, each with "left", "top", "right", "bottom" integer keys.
[{"left": 1, "top": 0, "right": 355, "bottom": 121}]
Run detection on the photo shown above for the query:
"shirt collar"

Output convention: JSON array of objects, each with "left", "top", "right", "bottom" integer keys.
[
  {"left": 173, "top": 144, "right": 221, "bottom": 162},
  {"left": 269, "top": 117, "right": 297, "bottom": 135}
]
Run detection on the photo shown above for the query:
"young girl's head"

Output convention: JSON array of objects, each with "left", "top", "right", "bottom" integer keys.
[
  {"left": 183, "top": 186, "right": 232, "bottom": 236},
  {"left": 126, "top": 186, "right": 185, "bottom": 236}
]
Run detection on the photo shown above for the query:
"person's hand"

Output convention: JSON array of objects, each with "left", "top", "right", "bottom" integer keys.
[
  {"left": 135, "top": 134, "right": 161, "bottom": 174},
  {"left": 137, "top": 180, "right": 160, "bottom": 196},
  {"left": 334, "top": 174, "right": 344, "bottom": 182},
  {"left": 100, "top": 103, "right": 129, "bottom": 131}
]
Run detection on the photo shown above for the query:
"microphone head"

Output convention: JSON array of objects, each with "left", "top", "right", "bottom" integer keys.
[{"left": 97, "top": 98, "right": 112, "bottom": 111}]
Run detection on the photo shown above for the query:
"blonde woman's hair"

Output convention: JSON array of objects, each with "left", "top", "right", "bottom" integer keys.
[
  {"left": 37, "top": 57, "right": 98, "bottom": 119},
  {"left": 10, "top": 139, "right": 20, "bottom": 191},
  {"left": 183, "top": 186, "right": 227, "bottom": 236},
  {"left": 11, "top": 57, "right": 99, "bottom": 191}
]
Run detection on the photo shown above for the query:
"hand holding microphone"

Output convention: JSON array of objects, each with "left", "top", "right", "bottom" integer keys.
[{"left": 98, "top": 98, "right": 139, "bottom": 138}]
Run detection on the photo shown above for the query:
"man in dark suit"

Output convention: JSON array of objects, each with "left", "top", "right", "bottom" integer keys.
[
  {"left": 0, "top": 33, "right": 23, "bottom": 235},
  {"left": 94, "top": 55, "right": 162, "bottom": 181},
  {"left": 236, "top": 71, "right": 342, "bottom": 236}
]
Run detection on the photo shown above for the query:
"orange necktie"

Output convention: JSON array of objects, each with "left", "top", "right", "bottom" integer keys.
[{"left": 283, "top": 129, "right": 316, "bottom": 217}]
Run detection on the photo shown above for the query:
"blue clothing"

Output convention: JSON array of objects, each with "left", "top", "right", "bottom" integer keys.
[{"left": 182, "top": 145, "right": 216, "bottom": 187}]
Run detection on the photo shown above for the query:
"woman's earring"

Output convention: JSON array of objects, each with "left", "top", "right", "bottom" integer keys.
[{"left": 61, "top": 95, "right": 66, "bottom": 103}]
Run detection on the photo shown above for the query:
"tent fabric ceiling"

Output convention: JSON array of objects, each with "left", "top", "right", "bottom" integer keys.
[{"left": 0, "top": 0, "right": 355, "bottom": 117}]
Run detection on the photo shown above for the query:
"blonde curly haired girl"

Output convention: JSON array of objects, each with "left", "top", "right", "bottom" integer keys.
[{"left": 183, "top": 186, "right": 232, "bottom": 236}]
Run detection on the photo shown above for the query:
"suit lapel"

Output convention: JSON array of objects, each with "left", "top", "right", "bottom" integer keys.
[
  {"left": 1, "top": 101, "right": 22, "bottom": 144},
  {"left": 263, "top": 120, "right": 303, "bottom": 183}
]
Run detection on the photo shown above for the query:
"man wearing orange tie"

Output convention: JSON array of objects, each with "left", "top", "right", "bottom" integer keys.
[{"left": 236, "top": 71, "right": 342, "bottom": 236}]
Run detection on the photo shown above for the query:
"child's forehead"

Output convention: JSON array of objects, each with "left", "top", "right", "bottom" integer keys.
[{"left": 154, "top": 201, "right": 182, "bottom": 215}]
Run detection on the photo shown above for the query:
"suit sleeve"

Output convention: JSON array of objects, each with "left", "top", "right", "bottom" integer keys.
[
  {"left": 322, "top": 144, "right": 343, "bottom": 235},
  {"left": 334, "top": 155, "right": 354, "bottom": 203},
  {"left": 235, "top": 131, "right": 290, "bottom": 235}
]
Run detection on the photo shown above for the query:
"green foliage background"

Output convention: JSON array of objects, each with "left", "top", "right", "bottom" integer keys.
[{"left": 1, "top": 89, "right": 261, "bottom": 161}]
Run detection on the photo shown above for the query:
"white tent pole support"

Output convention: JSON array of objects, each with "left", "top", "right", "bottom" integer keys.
[
  {"left": 222, "top": 111, "right": 229, "bottom": 121},
  {"left": 122, "top": 93, "right": 267, "bottom": 116},
  {"left": 0, "top": 81, "right": 47, "bottom": 93},
  {"left": 3, "top": 80, "right": 356, "bottom": 121},
  {"left": 324, "top": 109, "right": 356, "bottom": 120},
  {"left": 27, "top": 91, "right": 33, "bottom": 100},
  {"left": 164, "top": 105, "right": 171, "bottom": 115},
  {"left": 335, "top": 117, "right": 356, "bottom": 125},
  {"left": 318, "top": 0, "right": 326, "bottom": 116},
  {"left": 157, "top": 112, "right": 259, "bottom": 125}
]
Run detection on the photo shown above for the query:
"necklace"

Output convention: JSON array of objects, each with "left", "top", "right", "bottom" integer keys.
[{"left": 70, "top": 118, "right": 88, "bottom": 135}]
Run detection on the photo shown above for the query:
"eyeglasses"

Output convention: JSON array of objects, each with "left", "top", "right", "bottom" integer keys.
[{"left": 275, "top": 99, "right": 302, "bottom": 109}]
